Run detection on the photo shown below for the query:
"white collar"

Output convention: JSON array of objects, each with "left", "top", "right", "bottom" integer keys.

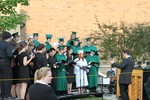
[
  {"left": 126, "top": 55, "right": 130, "bottom": 58},
  {"left": 90, "top": 54, "right": 94, "bottom": 56},
  {"left": 35, "top": 80, "right": 49, "bottom": 86}
]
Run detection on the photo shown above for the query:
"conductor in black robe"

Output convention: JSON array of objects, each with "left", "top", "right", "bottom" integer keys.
[{"left": 111, "top": 50, "right": 134, "bottom": 100}]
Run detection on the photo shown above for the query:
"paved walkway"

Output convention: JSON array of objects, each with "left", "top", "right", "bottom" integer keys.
[{"left": 103, "top": 94, "right": 118, "bottom": 100}]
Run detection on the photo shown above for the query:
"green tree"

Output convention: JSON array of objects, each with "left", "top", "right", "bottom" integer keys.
[
  {"left": 0, "top": 0, "right": 29, "bottom": 33},
  {"left": 91, "top": 16, "right": 150, "bottom": 61}
]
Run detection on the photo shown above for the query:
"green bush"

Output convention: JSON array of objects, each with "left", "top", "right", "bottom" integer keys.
[
  {"left": 91, "top": 16, "right": 150, "bottom": 62},
  {"left": 0, "top": 0, "right": 29, "bottom": 32}
]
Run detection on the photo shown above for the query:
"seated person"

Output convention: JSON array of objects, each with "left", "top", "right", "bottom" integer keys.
[
  {"left": 144, "top": 62, "right": 150, "bottom": 70},
  {"left": 29, "top": 67, "right": 58, "bottom": 100},
  {"left": 106, "top": 64, "right": 116, "bottom": 78},
  {"left": 106, "top": 65, "right": 117, "bottom": 94},
  {"left": 134, "top": 61, "right": 143, "bottom": 69}
]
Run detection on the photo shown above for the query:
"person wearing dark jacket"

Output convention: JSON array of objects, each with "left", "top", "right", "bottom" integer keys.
[
  {"left": 9, "top": 32, "right": 20, "bottom": 98},
  {"left": 34, "top": 44, "right": 48, "bottom": 72},
  {"left": 111, "top": 50, "right": 134, "bottom": 100},
  {"left": 47, "top": 48, "right": 57, "bottom": 91},
  {"left": 29, "top": 67, "right": 58, "bottom": 100},
  {"left": 0, "top": 31, "right": 14, "bottom": 99},
  {"left": 16, "top": 41, "right": 35, "bottom": 100},
  {"left": 66, "top": 46, "right": 75, "bottom": 95}
]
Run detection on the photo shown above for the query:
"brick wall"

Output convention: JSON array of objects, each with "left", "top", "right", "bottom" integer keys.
[{"left": 21, "top": 0, "right": 150, "bottom": 44}]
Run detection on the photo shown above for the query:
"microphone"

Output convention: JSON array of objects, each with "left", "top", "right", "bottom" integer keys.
[{"left": 62, "top": 69, "right": 69, "bottom": 75}]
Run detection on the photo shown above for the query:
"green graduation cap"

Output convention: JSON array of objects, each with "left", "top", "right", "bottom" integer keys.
[
  {"left": 58, "top": 45, "right": 64, "bottom": 50},
  {"left": 86, "top": 37, "right": 91, "bottom": 41},
  {"left": 12, "top": 32, "right": 19, "bottom": 38},
  {"left": 72, "top": 31, "right": 76, "bottom": 35},
  {"left": 58, "top": 37, "right": 64, "bottom": 42},
  {"left": 46, "top": 34, "right": 52, "bottom": 39},
  {"left": 73, "top": 38, "right": 79, "bottom": 42},
  {"left": 33, "top": 33, "right": 39, "bottom": 37}
]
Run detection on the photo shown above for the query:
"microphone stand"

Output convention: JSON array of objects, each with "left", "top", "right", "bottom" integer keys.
[
  {"left": 62, "top": 59, "right": 78, "bottom": 98},
  {"left": 62, "top": 67, "right": 68, "bottom": 100},
  {"left": 62, "top": 62, "right": 69, "bottom": 99},
  {"left": 75, "top": 64, "right": 90, "bottom": 100},
  {"left": 62, "top": 69, "right": 69, "bottom": 75},
  {"left": 75, "top": 64, "right": 82, "bottom": 99},
  {"left": 70, "top": 59, "right": 83, "bottom": 99},
  {"left": 82, "top": 65, "right": 90, "bottom": 95},
  {"left": 57, "top": 61, "right": 68, "bottom": 98}
]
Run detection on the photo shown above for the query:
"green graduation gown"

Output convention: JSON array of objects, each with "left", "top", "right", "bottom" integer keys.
[
  {"left": 33, "top": 39, "right": 40, "bottom": 47},
  {"left": 66, "top": 40, "right": 72, "bottom": 47},
  {"left": 55, "top": 53, "right": 67, "bottom": 91},
  {"left": 72, "top": 45, "right": 81, "bottom": 55},
  {"left": 86, "top": 54, "right": 100, "bottom": 88},
  {"left": 82, "top": 45, "right": 97, "bottom": 53},
  {"left": 45, "top": 42, "right": 52, "bottom": 52}
]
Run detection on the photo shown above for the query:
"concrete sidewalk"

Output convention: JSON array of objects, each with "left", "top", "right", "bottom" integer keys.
[{"left": 103, "top": 94, "right": 118, "bottom": 100}]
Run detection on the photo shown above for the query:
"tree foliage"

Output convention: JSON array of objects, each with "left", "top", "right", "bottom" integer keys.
[
  {"left": 0, "top": 0, "right": 29, "bottom": 33},
  {"left": 91, "top": 16, "right": 150, "bottom": 61}
]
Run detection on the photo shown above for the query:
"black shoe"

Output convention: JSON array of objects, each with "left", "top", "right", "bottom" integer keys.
[{"left": 3, "top": 97, "right": 19, "bottom": 100}]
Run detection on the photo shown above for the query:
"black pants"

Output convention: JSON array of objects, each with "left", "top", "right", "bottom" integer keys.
[
  {"left": 119, "top": 84, "right": 129, "bottom": 100},
  {"left": 0, "top": 61, "right": 12, "bottom": 98}
]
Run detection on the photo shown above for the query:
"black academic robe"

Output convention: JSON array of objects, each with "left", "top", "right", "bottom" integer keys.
[
  {"left": 34, "top": 53, "right": 47, "bottom": 71},
  {"left": 47, "top": 55, "right": 58, "bottom": 91},
  {"left": 29, "top": 83, "right": 59, "bottom": 100},
  {"left": 66, "top": 55, "right": 75, "bottom": 83}
]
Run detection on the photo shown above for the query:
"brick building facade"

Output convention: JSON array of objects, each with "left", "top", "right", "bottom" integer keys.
[{"left": 21, "top": 0, "right": 150, "bottom": 43}]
